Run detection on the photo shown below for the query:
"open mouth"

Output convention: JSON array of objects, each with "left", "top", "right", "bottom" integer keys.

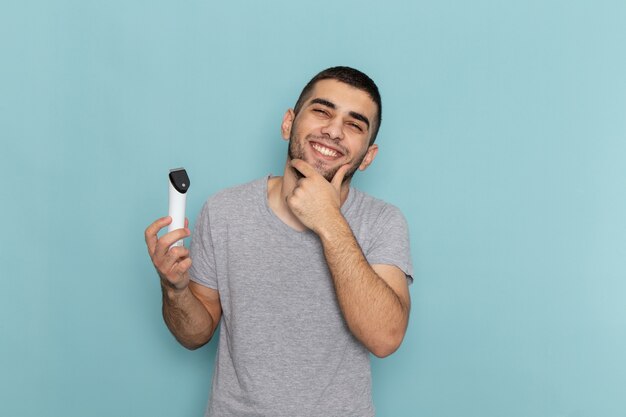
[{"left": 310, "top": 141, "right": 344, "bottom": 160}]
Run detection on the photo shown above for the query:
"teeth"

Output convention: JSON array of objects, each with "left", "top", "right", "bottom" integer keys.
[{"left": 312, "top": 143, "right": 338, "bottom": 157}]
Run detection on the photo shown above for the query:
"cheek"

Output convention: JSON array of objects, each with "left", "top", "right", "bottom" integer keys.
[
  {"left": 298, "top": 115, "right": 326, "bottom": 133},
  {"left": 356, "top": 148, "right": 374, "bottom": 169}
]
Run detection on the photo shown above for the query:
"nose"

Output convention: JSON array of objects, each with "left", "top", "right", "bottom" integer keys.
[{"left": 320, "top": 116, "right": 344, "bottom": 140}]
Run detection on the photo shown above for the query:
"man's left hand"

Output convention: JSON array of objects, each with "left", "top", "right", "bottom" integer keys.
[{"left": 287, "top": 159, "right": 351, "bottom": 234}]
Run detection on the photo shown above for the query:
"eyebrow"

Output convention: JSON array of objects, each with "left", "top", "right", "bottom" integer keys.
[{"left": 309, "top": 98, "right": 371, "bottom": 130}]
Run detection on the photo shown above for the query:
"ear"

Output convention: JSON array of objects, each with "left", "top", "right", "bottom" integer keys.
[
  {"left": 358, "top": 144, "right": 379, "bottom": 171},
  {"left": 281, "top": 109, "right": 295, "bottom": 141}
]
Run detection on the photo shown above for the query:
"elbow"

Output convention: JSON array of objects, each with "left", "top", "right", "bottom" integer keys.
[
  {"left": 370, "top": 341, "right": 400, "bottom": 358},
  {"left": 356, "top": 316, "right": 409, "bottom": 358},
  {"left": 181, "top": 340, "right": 206, "bottom": 351},
  {"left": 174, "top": 333, "right": 211, "bottom": 351},
  {"left": 368, "top": 330, "right": 406, "bottom": 358}
]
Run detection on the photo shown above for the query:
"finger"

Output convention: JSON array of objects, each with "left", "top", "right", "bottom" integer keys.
[
  {"left": 331, "top": 164, "right": 351, "bottom": 191},
  {"left": 290, "top": 159, "right": 318, "bottom": 178},
  {"left": 155, "top": 228, "right": 191, "bottom": 258},
  {"left": 164, "top": 246, "right": 190, "bottom": 268},
  {"left": 174, "top": 257, "right": 193, "bottom": 275},
  {"left": 164, "top": 264, "right": 191, "bottom": 290},
  {"left": 184, "top": 217, "right": 189, "bottom": 229},
  {"left": 145, "top": 216, "right": 172, "bottom": 255},
  {"left": 167, "top": 245, "right": 189, "bottom": 260},
  {"left": 161, "top": 246, "right": 190, "bottom": 276}
]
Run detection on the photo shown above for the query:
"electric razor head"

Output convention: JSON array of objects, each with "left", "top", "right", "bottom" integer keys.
[{"left": 169, "top": 168, "right": 190, "bottom": 194}]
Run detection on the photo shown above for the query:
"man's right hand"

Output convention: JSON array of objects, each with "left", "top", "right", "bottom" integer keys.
[{"left": 145, "top": 216, "right": 192, "bottom": 292}]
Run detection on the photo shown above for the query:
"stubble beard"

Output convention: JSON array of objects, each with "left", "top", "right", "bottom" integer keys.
[{"left": 288, "top": 132, "right": 366, "bottom": 183}]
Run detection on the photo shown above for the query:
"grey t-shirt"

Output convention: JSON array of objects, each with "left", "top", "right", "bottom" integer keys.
[{"left": 189, "top": 176, "right": 413, "bottom": 417}]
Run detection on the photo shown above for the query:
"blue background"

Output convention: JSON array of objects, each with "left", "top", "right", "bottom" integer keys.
[{"left": 2, "top": 1, "right": 625, "bottom": 416}]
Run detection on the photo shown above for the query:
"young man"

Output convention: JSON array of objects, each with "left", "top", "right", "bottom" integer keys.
[{"left": 145, "top": 67, "right": 413, "bottom": 416}]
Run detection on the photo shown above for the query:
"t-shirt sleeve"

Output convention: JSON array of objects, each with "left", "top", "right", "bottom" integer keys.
[
  {"left": 188, "top": 201, "right": 218, "bottom": 289},
  {"left": 364, "top": 204, "right": 414, "bottom": 284}
]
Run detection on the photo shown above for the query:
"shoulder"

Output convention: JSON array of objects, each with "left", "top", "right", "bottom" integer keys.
[
  {"left": 195, "top": 176, "right": 267, "bottom": 224},
  {"left": 204, "top": 177, "right": 266, "bottom": 209},
  {"left": 347, "top": 188, "right": 407, "bottom": 224},
  {"left": 345, "top": 188, "right": 410, "bottom": 240}
]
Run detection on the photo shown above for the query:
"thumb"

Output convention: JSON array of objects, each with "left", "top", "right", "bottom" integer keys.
[{"left": 331, "top": 164, "right": 351, "bottom": 191}]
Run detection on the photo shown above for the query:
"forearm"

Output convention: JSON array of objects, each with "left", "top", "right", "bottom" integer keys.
[
  {"left": 318, "top": 217, "right": 409, "bottom": 357},
  {"left": 161, "top": 282, "right": 215, "bottom": 350}
]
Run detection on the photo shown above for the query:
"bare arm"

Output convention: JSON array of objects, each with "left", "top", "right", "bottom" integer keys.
[
  {"left": 287, "top": 160, "right": 411, "bottom": 357},
  {"left": 318, "top": 217, "right": 410, "bottom": 357},
  {"left": 161, "top": 281, "right": 221, "bottom": 350},
  {"left": 145, "top": 217, "right": 222, "bottom": 350}
]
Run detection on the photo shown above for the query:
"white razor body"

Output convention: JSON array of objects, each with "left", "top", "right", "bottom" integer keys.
[{"left": 168, "top": 168, "right": 190, "bottom": 247}]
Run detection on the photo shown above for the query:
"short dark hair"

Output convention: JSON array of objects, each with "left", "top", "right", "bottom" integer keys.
[{"left": 293, "top": 66, "right": 382, "bottom": 145}]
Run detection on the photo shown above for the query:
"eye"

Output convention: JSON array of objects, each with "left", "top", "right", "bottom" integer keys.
[
  {"left": 312, "top": 108, "right": 329, "bottom": 116},
  {"left": 348, "top": 122, "right": 364, "bottom": 132}
]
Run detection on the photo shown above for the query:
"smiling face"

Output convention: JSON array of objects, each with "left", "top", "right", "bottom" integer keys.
[{"left": 282, "top": 79, "right": 379, "bottom": 182}]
